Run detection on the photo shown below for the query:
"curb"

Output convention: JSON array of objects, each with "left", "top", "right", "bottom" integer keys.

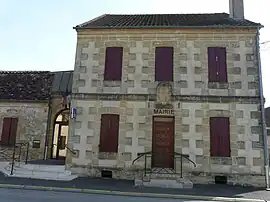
[{"left": 0, "top": 183, "right": 266, "bottom": 202}]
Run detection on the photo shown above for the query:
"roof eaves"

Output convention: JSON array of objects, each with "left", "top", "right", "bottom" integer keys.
[
  {"left": 76, "top": 24, "right": 263, "bottom": 29},
  {"left": 0, "top": 99, "right": 49, "bottom": 103},
  {"left": 73, "top": 14, "right": 108, "bottom": 30}
]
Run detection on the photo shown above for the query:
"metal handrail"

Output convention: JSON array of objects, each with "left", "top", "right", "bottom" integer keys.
[
  {"left": 174, "top": 152, "right": 196, "bottom": 167},
  {"left": 10, "top": 142, "right": 30, "bottom": 175},
  {"left": 132, "top": 151, "right": 151, "bottom": 165},
  {"left": 66, "top": 146, "right": 76, "bottom": 155},
  {"left": 52, "top": 143, "right": 76, "bottom": 155},
  {"left": 132, "top": 151, "right": 196, "bottom": 178}
]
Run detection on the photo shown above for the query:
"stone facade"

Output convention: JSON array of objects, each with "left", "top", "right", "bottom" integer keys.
[
  {"left": 68, "top": 28, "right": 264, "bottom": 187},
  {"left": 0, "top": 102, "right": 49, "bottom": 161}
]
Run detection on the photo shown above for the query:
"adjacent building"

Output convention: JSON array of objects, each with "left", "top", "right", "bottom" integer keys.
[
  {"left": 66, "top": 0, "right": 266, "bottom": 187},
  {"left": 0, "top": 71, "right": 73, "bottom": 162}
]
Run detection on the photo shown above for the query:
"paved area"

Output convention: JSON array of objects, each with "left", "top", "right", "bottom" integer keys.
[
  {"left": 0, "top": 173, "right": 269, "bottom": 201},
  {"left": 0, "top": 188, "right": 226, "bottom": 202}
]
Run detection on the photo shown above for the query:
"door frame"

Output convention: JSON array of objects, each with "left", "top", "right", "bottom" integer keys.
[
  {"left": 152, "top": 116, "right": 175, "bottom": 169},
  {"left": 55, "top": 123, "right": 69, "bottom": 160},
  {"left": 50, "top": 109, "right": 69, "bottom": 160}
]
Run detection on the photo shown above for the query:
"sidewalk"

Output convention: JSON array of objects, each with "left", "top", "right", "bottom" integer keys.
[{"left": 0, "top": 173, "right": 269, "bottom": 201}]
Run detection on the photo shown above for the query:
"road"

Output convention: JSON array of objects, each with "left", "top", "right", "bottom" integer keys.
[{"left": 0, "top": 188, "right": 225, "bottom": 202}]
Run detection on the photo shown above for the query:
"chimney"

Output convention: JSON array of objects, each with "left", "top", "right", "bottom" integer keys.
[{"left": 229, "top": 0, "right": 244, "bottom": 20}]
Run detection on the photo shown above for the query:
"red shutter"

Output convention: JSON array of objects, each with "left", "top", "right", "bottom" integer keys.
[
  {"left": 9, "top": 118, "right": 18, "bottom": 146},
  {"left": 208, "top": 47, "right": 228, "bottom": 83},
  {"left": 108, "top": 115, "right": 119, "bottom": 152},
  {"left": 104, "top": 47, "right": 123, "bottom": 81},
  {"left": 218, "top": 117, "right": 230, "bottom": 157},
  {"left": 210, "top": 117, "right": 231, "bottom": 157},
  {"left": 209, "top": 117, "right": 220, "bottom": 156},
  {"left": 217, "top": 47, "right": 228, "bottom": 82},
  {"left": 208, "top": 47, "right": 218, "bottom": 82},
  {"left": 99, "top": 114, "right": 119, "bottom": 153},
  {"left": 155, "top": 47, "right": 173, "bottom": 81},
  {"left": 1, "top": 118, "right": 12, "bottom": 146}
]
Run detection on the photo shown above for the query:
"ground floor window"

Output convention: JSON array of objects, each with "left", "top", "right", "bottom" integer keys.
[
  {"left": 210, "top": 117, "right": 231, "bottom": 157},
  {"left": 99, "top": 114, "right": 119, "bottom": 153},
  {"left": 0, "top": 117, "right": 18, "bottom": 146}
]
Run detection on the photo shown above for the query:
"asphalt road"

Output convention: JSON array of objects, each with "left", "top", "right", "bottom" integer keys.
[{"left": 0, "top": 188, "right": 225, "bottom": 202}]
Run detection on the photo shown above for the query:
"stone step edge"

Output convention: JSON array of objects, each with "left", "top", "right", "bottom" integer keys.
[
  {"left": 5, "top": 169, "right": 72, "bottom": 175},
  {"left": 5, "top": 174, "right": 78, "bottom": 181},
  {"left": 5, "top": 165, "right": 68, "bottom": 173}
]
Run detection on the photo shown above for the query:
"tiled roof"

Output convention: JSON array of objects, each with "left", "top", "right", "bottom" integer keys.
[
  {"left": 75, "top": 13, "right": 262, "bottom": 29},
  {"left": 0, "top": 71, "right": 53, "bottom": 101},
  {"left": 51, "top": 71, "right": 73, "bottom": 95}
]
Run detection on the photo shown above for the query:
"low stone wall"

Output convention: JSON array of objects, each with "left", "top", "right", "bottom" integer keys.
[{"left": 68, "top": 165, "right": 266, "bottom": 188}]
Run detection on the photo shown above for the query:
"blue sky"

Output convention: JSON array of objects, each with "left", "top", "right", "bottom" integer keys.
[{"left": 1, "top": 0, "right": 270, "bottom": 105}]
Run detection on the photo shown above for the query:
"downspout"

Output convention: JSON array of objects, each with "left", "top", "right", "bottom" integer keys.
[
  {"left": 256, "top": 28, "right": 270, "bottom": 190},
  {"left": 43, "top": 97, "right": 53, "bottom": 160}
]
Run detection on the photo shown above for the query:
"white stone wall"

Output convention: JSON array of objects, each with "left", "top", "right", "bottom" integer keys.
[
  {"left": 68, "top": 99, "right": 263, "bottom": 175},
  {"left": 0, "top": 102, "right": 49, "bottom": 160},
  {"left": 72, "top": 29, "right": 258, "bottom": 97}
]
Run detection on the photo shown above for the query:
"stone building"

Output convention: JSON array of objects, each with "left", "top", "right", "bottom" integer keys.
[
  {"left": 0, "top": 71, "right": 73, "bottom": 163},
  {"left": 0, "top": 0, "right": 267, "bottom": 188},
  {"left": 67, "top": 0, "right": 267, "bottom": 187}
]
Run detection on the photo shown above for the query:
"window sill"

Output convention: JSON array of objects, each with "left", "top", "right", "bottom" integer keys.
[{"left": 208, "top": 82, "right": 229, "bottom": 89}]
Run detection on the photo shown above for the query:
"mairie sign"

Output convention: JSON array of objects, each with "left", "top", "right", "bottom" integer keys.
[{"left": 153, "top": 108, "right": 174, "bottom": 115}]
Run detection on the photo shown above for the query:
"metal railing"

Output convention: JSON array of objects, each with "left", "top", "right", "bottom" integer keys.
[
  {"left": 132, "top": 151, "right": 196, "bottom": 178},
  {"left": 52, "top": 143, "right": 77, "bottom": 155},
  {"left": 9, "top": 142, "right": 76, "bottom": 175},
  {"left": 10, "top": 142, "right": 30, "bottom": 175}
]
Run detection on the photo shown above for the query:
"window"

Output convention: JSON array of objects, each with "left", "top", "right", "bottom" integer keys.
[
  {"left": 104, "top": 47, "right": 123, "bottom": 81},
  {"left": 99, "top": 114, "right": 119, "bottom": 153},
  {"left": 1, "top": 117, "right": 18, "bottom": 146},
  {"left": 208, "top": 47, "right": 227, "bottom": 82},
  {"left": 210, "top": 117, "right": 231, "bottom": 157},
  {"left": 155, "top": 47, "right": 174, "bottom": 81}
]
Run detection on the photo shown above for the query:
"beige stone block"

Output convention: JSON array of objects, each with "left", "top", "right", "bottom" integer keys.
[
  {"left": 122, "top": 152, "right": 132, "bottom": 161},
  {"left": 87, "top": 136, "right": 94, "bottom": 144},
  {"left": 124, "top": 137, "right": 132, "bottom": 145}
]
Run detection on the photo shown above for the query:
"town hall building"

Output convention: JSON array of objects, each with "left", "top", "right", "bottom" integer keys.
[{"left": 0, "top": 0, "right": 268, "bottom": 187}]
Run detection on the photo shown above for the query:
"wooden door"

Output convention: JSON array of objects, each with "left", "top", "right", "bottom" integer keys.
[{"left": 152, "top": 116, "right": 174, "bottom": 168}]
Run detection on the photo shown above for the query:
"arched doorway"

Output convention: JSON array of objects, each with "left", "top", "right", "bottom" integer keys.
[{"left": 51, "top": 109, "right": 69, "bottom": 160}]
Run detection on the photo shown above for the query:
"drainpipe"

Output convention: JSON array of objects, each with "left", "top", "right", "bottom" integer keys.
[
  {"left": 44, "top": 97, "right": 53, "bottom": 160},
  {"left": 256, "top": 28, "right": 270, "bottom": 190}
]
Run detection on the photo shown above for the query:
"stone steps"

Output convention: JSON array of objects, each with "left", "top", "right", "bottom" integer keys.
[
  {"left": 1, "top": 162, "right": 77, "bottom": 181},
  {"left": 135, "top": 173, "right": 193, "bottom": 189}
]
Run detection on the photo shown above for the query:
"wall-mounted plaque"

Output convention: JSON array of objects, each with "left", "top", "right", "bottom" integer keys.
[{"left": 32, "top": 140, "right": 41, "bottom": 149}]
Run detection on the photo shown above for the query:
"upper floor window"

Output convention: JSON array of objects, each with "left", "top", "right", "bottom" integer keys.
[
  {"left": 208, "top": 47, "right": 228, "bottom": 83},
  {"left": 155, "top": 47, "right": 174, "bottom": 81},
  {"left": 104, "top": 47, "right": 123, "bottom": 81}
]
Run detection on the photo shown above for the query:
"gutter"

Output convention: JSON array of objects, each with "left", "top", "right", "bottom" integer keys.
[
  {"left": 43, "top": 97, "right": 53, "bottom": 160},
  {"left": 256, "top": 28, "right": 270, "bottom": 190},
  {"left": 73, "top": 25, "right": 263, "bottom": 30}
]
